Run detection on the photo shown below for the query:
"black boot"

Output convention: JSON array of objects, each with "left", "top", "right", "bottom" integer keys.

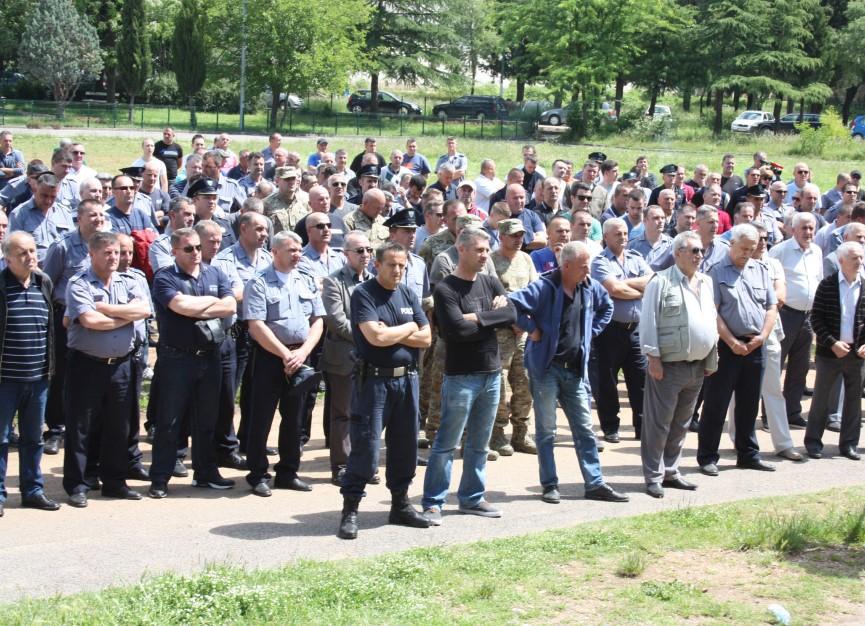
[
  {"left": 338, "top": 496, "right": 361, "bottom": 540},
  {"left": 388, "top": 490, "right": 430, "bottom": 528}
]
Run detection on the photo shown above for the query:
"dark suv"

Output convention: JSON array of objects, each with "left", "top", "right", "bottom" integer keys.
[
  {"left": 755, "top": 113, "right": 822, "bottom": 135},
  {"left": 432, "top": 96, "right": 508, "bottom": 120},
  {"left": 346, "top": 90, "right": 422, "bottom": 115}
]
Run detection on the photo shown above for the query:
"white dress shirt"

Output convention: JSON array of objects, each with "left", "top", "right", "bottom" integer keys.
[
  {"left": 839, "top": 272, "right": 861, "bottom": 344},
  {"left": 769, "top": 238, "right": 823, "bottom": 311}
]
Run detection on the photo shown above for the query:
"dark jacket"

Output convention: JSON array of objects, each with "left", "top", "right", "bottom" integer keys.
[
  {"left": 0, "top": 267, "right": 55, "bottom": 381},
  {"left": 810, "top": 271, "right": 865, "bottom": 359}
]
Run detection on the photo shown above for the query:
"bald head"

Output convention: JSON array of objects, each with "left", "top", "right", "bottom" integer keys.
[
  {"left": 361, "top": 188, "right": 386, "bottom": 218},
  {"left": 308, "top": 185, "right": 330, "bottom": 213}
]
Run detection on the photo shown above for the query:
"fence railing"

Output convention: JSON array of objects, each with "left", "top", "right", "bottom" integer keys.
[{"left": 0, "top": 98, "right": 537, "bottom": 140}]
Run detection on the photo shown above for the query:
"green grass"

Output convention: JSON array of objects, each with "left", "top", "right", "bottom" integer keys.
[{"left": 2, "top": 488, "right": 863, "bottom": 625}]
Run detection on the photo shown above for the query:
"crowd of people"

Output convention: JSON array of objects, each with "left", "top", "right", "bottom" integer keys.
[{"left": 0, "top": 128, "right": 861, "bottom": 540}]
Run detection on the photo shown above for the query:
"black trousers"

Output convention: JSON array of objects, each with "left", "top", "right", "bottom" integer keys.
[
  {"left": 45, "top": 305, "right": 67, "bottom": 439},
  {"left": 779, "top": 307, "right": 813, "bottom": 422},
  {"left": 697, "top": 341, "right": 764, "bottom": 466},
  {"left": 235, "top": 322, "right": 253, "bottom": 453},
  {"left": 215, "top": 336, "right": 240, "bottom": 457},
  {"left": 594, "top": 322, "right": 646, "bottom": 436},
  {"left": 244, "top": 345, "right": 306, "bottom": 485},
  {"left": 805, "top": 353, "right": 863, "bottom": 454},
  {"left": 63, "top": 351, "right": 133, "bottom": 495}
]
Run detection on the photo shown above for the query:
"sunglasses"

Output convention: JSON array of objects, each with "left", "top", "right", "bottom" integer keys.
[
  {"left": 687, "top": 247, "right": 704, "bottom": 255},
  {"left": 350, "top": 247, "right": 374, "bottom": 254},
  {"left": 313, "top": 223, "right": 332, "bottom": 230},
  {"left": 71, "top": 150, "right": 86, "bottom": 156},
  {"left": 330, "top": 182, "right": 347, "bottom": 188},
  {"left": 845, "top": 190, "right": 858, "bottom": 194},
  {"left": 759, "top": 236, "right": 769, "bottom": 241},
  {"left": 576, "top": 195, "right": 592, "bottom": 201},
  {"left": 181, "top": 244, "right": 202, "bottom": 253},
  {"left": 796, "top": 170, "right": 810, "bottom": 175},
  {"left": 431, "top": 212, "right": 444, "bottom": 217}
]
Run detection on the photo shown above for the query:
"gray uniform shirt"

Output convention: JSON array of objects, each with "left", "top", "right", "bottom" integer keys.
[
  {"left": 9, "top": 199, "right": 75, "bottom": 264},
  {"left": 213, "top": 242, "right": 273, "bottom": 323},
  {"left": 629, "top": 232, "right": 674, "bottom": 271},
  {"left": 708, "top": 254, "right": 777, "bottom": 337},
  {"left": 590, "top": 248, "right": 652, "bottom": 323},
  {"left": 243, "top": 265, "right": 325, "bottom": 345},
  {"left": 43, "top": 229, "right": 90, "bottom": 304}
]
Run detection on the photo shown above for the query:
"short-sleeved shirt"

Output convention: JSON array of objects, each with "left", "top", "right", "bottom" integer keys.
[
  {"left": 298, "top": 245, "right": 346, "bottom": 280},
  {"left": 629, "top": 233, "right": 674, "bottom": 271},
  {"left": 66, "top": 268, "right": 145, "bottom": 358},
  {"left": 106, "top": 205, "right": 156, "bottom": 235},
  {"left": 120, "top": 267, "right": 151, "bottom": 344},
  {"left": 212, "top": 243, "right": 273, "bottom": 322},
  {"left": 435, "top": 153, "right": 468, "bottom": 178},
  {"left": 351, "top": 278, "right": 426, "bottom": 367},
  {"left": 0, "top": 149, "right": 25, "bottom": 189},
  {"left": 492, "top": 250, "right": 538, "bottom": 294},
  {"left": 8, "top": 199, "right": 74, "bottom": 263},
  {"left": 590, "top": 248, "right": 651, "bottom": 323},
  {"left": 510, "top": 208, "right": 545, "bottom": 248},
  {"left": 243, "top": 265, "right": 324, "bottom": 346},
  {"left": 708, "top": 255, "right": 777, "bottom": 337},
  {"left": 152, "top": 263, "right": 234, "bottom": 350},
  {"left": 149, "top": 233, "right": 173, "bottom": 271},
  {"left": 154, "top": 141, "right": 183, "bottom": 180},
  {"left": 700, "top": 237, "right": 730, "bottom": 273},
  {"left": 42, "top": 229, "right": 91, "bottom": 304},
  {"left": 403, "top": 153, "right": 432, "bottom": 176}
]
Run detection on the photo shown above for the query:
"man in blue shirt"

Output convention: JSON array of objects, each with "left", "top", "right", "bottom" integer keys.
[
  {"left": 0, "top": 131, "right": 25, "bottom": 191},
  {"left": 505, "top": 184, "right": 546, "bottom": 251},
  {"left": 9, "top": 173, "right": 74, "bottom": 265}
]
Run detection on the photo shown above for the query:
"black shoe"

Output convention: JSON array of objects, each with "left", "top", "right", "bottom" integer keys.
[
  {"left": 43, "top": 435, "right": 61, "bottom": 455},
  {"left": 585, "top": 483, "right": 629, "bottom": 502},
  {"left": 217, "top": 452, "right": 247, "bottom": 470},
  {"left": 127, "top": 467, "right": 150, "bottom": 481},
  {"left": 541, "top": 485, "right": 560, "bottom": 504},
  {"left": 662, "top": 477, "right": 698, "bottom": 491},
  {"left": 172, "top": 459, "right": 189, "bottom": 478},
  {"left": 603, "top": 432, "right": 620, "bottom": 444},
  {"left": 0, "top": 502, "right": 4, "bottom": 517},
  {"left": 827, "top": 421, "right": 841, "bottom": 433},
  {"left": 388, "top": 491, "right": 430, "bottom": 528},
  {"left": 145, "top": 426, "right": 155, "bottom": 445},
  {"left": 84, "top": 475, "right": 102, "bottom": 490},
  {"left": 331, "top": 467, "right": 346, "bottom": 486},
  {"left": 417, "top": 457, "right": 428, "bottom": 467},
  {"left": 700, "top": 463, "right": 719, "bottom": 476},
  {"left": 148, "top": 483, "right": 168, "bottom": 499},
  {"left": 338, "top": 496, "right": 360, "bottom": 540},
  {"left": 102, "top": 487, "right": 142, "bottom": 500},
  {"left": 806, "top": 449, "right": 823, "bottom": 460},
  {"left": 273, "top": 476, "right": 312, "bottom": 491},
  {"left": 192, "top": 475, "right": 235, "bottom": 490},
  {"left": 265, "top": 446, "right": 278, "bottom": 456},
  {"left": 646, "top": 483, "right": 664, "bottom": 499},
  {"left": 369, "top": 473, "right": 381, "bottom": 485},
  {"left": 803, "top": 387, "right": 814, "bottom": 397},
  {"left": 251, "top": 481, "right": 272, "bottom": 497},
  {"left": 841, "top": 448, "right": 861, "bottom": 461},
  {"left": 689, "top": 418, "right": 700, "bottom": 433},
  {"left": 68, "top": 492, "right": 88, "bottom": 508},
  {"left": 417, "top": 436, "right": 430, "bottom": 450},
  {"left": 736, "top": 459, "right": 776, "bottom": 472},
  {"left": 22, "top": 493, "right": 61, "bottom": 511},
  {"left": 7, "top": 431, "right": 19, "bottom": 448},
  {"left": 788, "top": 416, "right": 807, "bottom": 430}
]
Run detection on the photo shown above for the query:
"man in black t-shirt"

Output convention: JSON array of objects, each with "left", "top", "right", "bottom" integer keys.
[
  {"left": 337, "top": 242, "right": 432, "bottom": 540},
  {"left": 422, "top": 226, "right": 516, "bottom": 525},
  {"left": 154, "top": 128, "right": 183, "bottom": 183}
]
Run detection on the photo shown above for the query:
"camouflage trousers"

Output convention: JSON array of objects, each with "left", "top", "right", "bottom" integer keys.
[
  {"left": 423, "top": 335, "right": 447, "bottom": 440},
  {"left": 495, "top": 329, "right": 532, "bottom": 431}
]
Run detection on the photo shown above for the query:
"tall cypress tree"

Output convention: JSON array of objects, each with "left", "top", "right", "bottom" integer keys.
[
  {"left": 117, "top": 0, "right": 150, "bottom": 120},
  {"left": 171, "top": 0, "right": 206, "bottom": 127}
]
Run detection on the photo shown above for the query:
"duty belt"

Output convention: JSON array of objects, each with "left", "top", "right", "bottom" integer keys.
[
  {"left": 363, "top": 364, "right": 417, "bottom": 378},
  {"left": 71, "top": 348, "right": 135, "bottom": 365}
]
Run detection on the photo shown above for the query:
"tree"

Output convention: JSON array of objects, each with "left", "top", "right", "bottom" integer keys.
[
  {"left": 0, "top": 5, "right": 30, "bottom": 73},
  {"left": 116, "top": 0, "right": 151, "bottom": 121},
  {"left": 452, "top": 0, "right": 501, "bottom": 94},
  {"left": 363, "top": 0, "right": 461, "bottom": 110},
  {"left": 18, "top": 0, "right": 103, "bottom": 115},
  {"left": 171, "top": 0, "right": 206, "bottom": 127},
  {"left": 212, "top": 0, "right": 369, "bottom": 128},
  {"left": 836, "top": 0, "right": 865, "bottom": 123},
  {"left": 75, "top": 0, "right": 122, "bottom": 103}
]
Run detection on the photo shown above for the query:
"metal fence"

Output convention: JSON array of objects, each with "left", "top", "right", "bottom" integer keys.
[{"left": 0, "top": 98, "right": 537, "bottom": 139}]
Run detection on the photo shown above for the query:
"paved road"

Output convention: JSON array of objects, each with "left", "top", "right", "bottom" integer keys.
[{"left": 2, "top": 378, "right": 863, "bottom": 603}]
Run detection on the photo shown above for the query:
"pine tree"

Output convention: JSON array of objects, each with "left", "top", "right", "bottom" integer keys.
[
  {"left": 171, "top": 0, "right": 206, "bottom": 127},
  {"left": 117, "top": 0, "right": 151, "bottom": 121}
]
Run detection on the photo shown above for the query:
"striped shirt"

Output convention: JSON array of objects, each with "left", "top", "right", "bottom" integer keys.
[{"left": 1, "top": 280, "right": 50, "bottom": 381}]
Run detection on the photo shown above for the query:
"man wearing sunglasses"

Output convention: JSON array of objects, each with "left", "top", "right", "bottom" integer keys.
[{"left": 639, "top": 231, "right": 718, "bottom": 498}]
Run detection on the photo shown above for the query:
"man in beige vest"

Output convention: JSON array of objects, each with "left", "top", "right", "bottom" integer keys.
[{"left": 638, "top": 231, "right": 719, "bottom": 498}]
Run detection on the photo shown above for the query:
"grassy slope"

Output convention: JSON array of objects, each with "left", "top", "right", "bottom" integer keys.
[{"left": 2, "top": 488, "right": 863, "bottom": 625}]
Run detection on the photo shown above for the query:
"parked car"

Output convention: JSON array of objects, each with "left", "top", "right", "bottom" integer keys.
[
  {"left": 538, "top": 104, "right": 574, "bottom": 126},
  {"left": 346, "top": 90, "right": 421, "bottom": 115},
  {"left": 645, "top": 104, "right": 672, "bottom": 119},
  {"left": 432, "top": 95, "right": 508, "bottom": 120},
  {"left": 754, "top": 113, "right": 821, "bottom": 135},
  {"left": 850, "top": 115, "right": 865, "bottom": 140},
  {"left": 730, "top": 110, "right": 775, "bottom": 133}
]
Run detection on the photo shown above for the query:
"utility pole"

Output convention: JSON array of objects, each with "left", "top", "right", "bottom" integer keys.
[{"left": 239, "top": 0, "right": 247, "bottom": 130}]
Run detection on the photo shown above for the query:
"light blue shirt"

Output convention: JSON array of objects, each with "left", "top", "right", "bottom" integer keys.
[
  {"left": 298, "top": 244, "right": 346, "bottom": 280},
  {"left": 629, "top": 232, "right": 674, "bottom": 271},
  {"left": 709, "top": 255, "right": 776, "bottom": 337},
  {"left": 243, "top": 265, "right": 325, "bottom": 346},
  {"left": 9, "top": 198, "right": 75, "bottom": 264},
  {"left": 42, "top": 229, "right": 91, "bottom": 304},
  {"left": 590, "top": 248, "right": 651, "bottom": 323}
]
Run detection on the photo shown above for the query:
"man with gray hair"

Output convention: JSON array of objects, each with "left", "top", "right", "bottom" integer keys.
[
  {"left": 698, "top": 224, "right": 778, "bottom": 475},
  {"left": 9, "top": 172, "right": 74, "bottom": 265},
  {"left": 423, "top": 226, "right": 516, "bottom": 523},
  {"left": 639, "top": 231, "right": 718, "bottom": 498},
  {"left": 806, "top": 241, "right": 865, "bottom": 460},
  {"left": 769, "top": 211, "right": 823, "bottom": 429}
]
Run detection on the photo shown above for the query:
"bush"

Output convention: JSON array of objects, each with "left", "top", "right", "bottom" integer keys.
[
  {"left": 792, "top": 107, "right": 849, "bottom": 157},
  {"left": 144, "top": 72, "right": 179, "bottom": 105}
]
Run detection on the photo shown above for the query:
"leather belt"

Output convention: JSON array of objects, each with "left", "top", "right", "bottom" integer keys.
[
  {"left": 611, "top": 320, "right": 638, "bottom": 331},
  {"left": 71, "top": 348, "right": 135, "bottom": 365},
  {"left": 364, "top": 364, "right": 416, "bottom": 377},
  {"left": 785, "top": 306, "right": 811, "bottom": 315},
  {"left": 552, "top": 358, "right": 580, "bottom": 370},
  {"left": 163, "top": 344, "right": 216, "bottom": 356}
]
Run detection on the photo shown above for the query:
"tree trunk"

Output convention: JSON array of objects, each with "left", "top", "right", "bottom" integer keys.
[
  {"left": 189, "top": 94, "right": 197, "bottom": 128},
  {"left": 842, "top": 84, "right": 860, "bottom": 125},
  {"left": 746, "top": 92, "right": 754, "bottom": 109},
  {"left": 269, "top": 90, "right": 280, "bottom": 129},
  {"left": 773, "top": 98, "right": 782, "bottom": 131},
  {"left": 648, "top": 87, "right": 658, "bottom": 118},
  {"left": 682, "top": 86, "right": 691, "bottom": 112},
  {"left": 732, "top": 88, "right": 741, "bottom": 111},
  {"left": 127, "top": 94, "right": 135, "bottom": 122},
  {"left": 615, "top": 75, "right": 624, "bottom": 119},
  {"left": 553, "top": 92, "right": 563, "bottom": 107},
  {"left": 470, "top": 56, "right": 477, "bottom": 95},
  {"left": 713, "top": 89, "right": 723, "bottom": 136},
  {"left": 699, "top": 91, "right": 704, "bottom": 117},
  {"left": 786, "top": 97, "right": 794, "bottom": 114},
  {"left": 516, "top": 77, "right": 525, "bottom": 103},
  {"left": 799, "top": 98, "right": 805, "bottom": 118},
  {"left": 105, "top": 66, "right": 117, "bottom": 104},
  {"left": 370, "top": 72, "right": 380, "bottom": 112}
]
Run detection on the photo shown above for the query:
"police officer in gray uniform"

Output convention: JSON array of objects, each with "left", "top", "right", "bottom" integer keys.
[
  {"left": 243, "top": 231, "right": 325, "bottom": 496},
  {"left": 63, "top": 232, "right": 152, "bottom": 507},
  {"left": 698, "top": 224, "right": 778, "bottom": 476}
]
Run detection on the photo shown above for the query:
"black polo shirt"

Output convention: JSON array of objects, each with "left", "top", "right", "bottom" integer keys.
[{"left": 350, "top": 279, "right": 426, "bottom": 368}]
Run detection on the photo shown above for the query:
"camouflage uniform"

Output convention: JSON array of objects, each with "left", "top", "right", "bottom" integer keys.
[
  {"left": 342, "top": 209, "right": 390, "bottom": 249},
  {"left": 264, "top": 193, "right": 309, "bottom": 234},
  {"left": 491, "top": 247, "right": 538, "bottom": 454},
  {"left": 418, "top": 229, "right": 455, "bottom": 269}
]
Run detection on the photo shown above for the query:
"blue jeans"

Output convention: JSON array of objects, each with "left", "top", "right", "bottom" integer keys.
[
  {"left": 531, "top": 364, "right": 603, "bottom": 490},
  {"left": 422, "top": 372, "right": 500, "bottom": 510},
  {"left": 0, "top": 378, "right": 49, "bottom": 502}
]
